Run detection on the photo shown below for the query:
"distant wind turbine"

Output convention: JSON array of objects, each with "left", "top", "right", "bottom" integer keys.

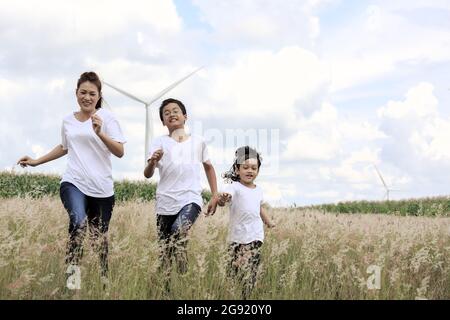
[
  {"left": 373, "top": 164, "right": 400, "bottom": 201},
  {"left": 103, "top": 66, "right": 203, "bottom": 164}
]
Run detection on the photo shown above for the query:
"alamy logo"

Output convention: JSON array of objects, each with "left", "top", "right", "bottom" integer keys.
[
  {"left": 366, "top": 265, "right": 381, "bottom": 290},
  {"left": 66, "top": 264, "right": 81, "bottom": 290}
]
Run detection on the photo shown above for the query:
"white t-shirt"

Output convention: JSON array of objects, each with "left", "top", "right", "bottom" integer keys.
[
  {"left": 61, "top": 108, "right": 126, "bottom": 198},
  {"left": 224, "top": 182, "right": 264, "bottom": 244},
  {"left": 148, "top": 134, "right": 209, "bottom": 215}
]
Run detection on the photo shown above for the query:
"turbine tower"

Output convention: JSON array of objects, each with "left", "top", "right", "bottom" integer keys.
[
  {"left": 103, "top": 67, "right": 203, "bottom": 164},
  {"left": 373, "top": 164, "right": 399, "bottom": 201}
]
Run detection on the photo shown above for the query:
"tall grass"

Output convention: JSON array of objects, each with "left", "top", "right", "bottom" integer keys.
[{"left": 1, "top": 197, "right": 449, "bottom": 299}]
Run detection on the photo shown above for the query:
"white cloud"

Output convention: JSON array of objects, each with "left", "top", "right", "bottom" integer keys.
[
  {"left": 192, "top": 0, "right": 324, "bottom": 47},
  {"left": 325, "top": 4, "right": 450, "bottom": 91},
  {"left": 258, "top": 181, "right": 297, "bottom": 206},
  {"left": 283, "top": 102, "right": 385, "bottom": 162},
  {"left": 31, "top": 144, "right": 45, "bottom": 158},
  {"left": 202, "top": 46, "right": 330, "bottom": 120},
  {"left": 0, "top": 0, "right": 182, "bottom": 44},
  {"left": 0, "top": 78, "right": 24, "bottom": 99},
  {"left": 378, "top": 82, "right": 438, "bottom": 119},
  {"left": 304, "top": 190, "right": 339, "bottom": 199},
  {"left": 46, "top": 78, "right": 66, "bottom": 94}
]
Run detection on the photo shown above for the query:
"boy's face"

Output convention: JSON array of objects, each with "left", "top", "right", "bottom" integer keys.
[
  {"left": 162, "top": 102, "right": 187, "bottom": 129},
  {"left": 236, "top": 158, "right": 259, "bottom": 186}
]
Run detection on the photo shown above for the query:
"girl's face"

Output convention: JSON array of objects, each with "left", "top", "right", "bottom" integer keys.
[
  {"left": 76, "top": 81, "right": 100, "bottom": 113},
  {"left": 236, "top": 158, "right": 259, "bottom": 186},
  {"left": 162, "top": 102, "right": 187, "bottom": 129}
]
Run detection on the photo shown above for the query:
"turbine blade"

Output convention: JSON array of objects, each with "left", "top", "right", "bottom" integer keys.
[
  {"left": 103, "top": 80, "right": 147, "bottom": 105},
  {"left": 373, "top": 164, "right": 388, "bottom": 189},
  {"left": 145, "top": 106, "right": 150, "bottom": 165},
  {"left": 145, "top": 66, "right": 204, "bottom": 105}
]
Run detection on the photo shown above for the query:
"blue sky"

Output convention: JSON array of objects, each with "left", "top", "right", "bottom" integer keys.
[{"left": 1, "top": 0, "right": 450, "bottom": 206}]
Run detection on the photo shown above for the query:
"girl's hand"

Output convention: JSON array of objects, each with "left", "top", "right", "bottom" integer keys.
[
  {"left": 218, "top": 192, "right": 232, "bottom": 206},
  {"left": 149, "top": 149, "right": 164, "bottom": 164},
  {"left": 266, "top": 221, "right": 276, "bottom": 228},
  {"left": 91, "top": 114, "right": 103, "bottom": 135},
  {"left": 17, "top": 156, "right": 38, "bottom": 167}
]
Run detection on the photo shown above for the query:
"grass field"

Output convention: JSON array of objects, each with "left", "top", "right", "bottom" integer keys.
[{"left": 1, "top": 196, "right": 449, "bottom": 300}]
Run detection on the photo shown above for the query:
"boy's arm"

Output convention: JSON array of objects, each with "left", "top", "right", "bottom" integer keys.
[
  {"left": 144, "top": 159, "right": 157, "bottom": 178},
  {"left": 203, "top": 161, "right": 219, "bottom": 214},
  {"left": 260, "top": 204, "right": 275, "bottom": 228},
  {"left": 144, "top": 149, "right": 163, "bottom": 178}
]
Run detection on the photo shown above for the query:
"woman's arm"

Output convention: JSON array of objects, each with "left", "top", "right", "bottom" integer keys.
[
  {"left": 17, "top": 144, "right": 67, "bottom": 167},
  {"left": 92, "top": 114, "right": 124, "bottom": 158},
  {"left": 203, "top": 161, "right": 219, "bottom": 215},
  {"left": 97, "top": 131, "right": 124, "bottom": 158}
]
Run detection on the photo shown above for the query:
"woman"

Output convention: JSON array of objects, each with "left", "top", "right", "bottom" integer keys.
[{"left": 17, "top": 71, "right": 126, "bottom": 284}]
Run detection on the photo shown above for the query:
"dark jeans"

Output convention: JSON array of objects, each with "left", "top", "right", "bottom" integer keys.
[
  {"left": 60, "top": 182, "right": 115, "bottom": 276},
  {"left": 228, "top": 240, "right": 263, "bottom": 299},
  {"left": 156, "top": 203, "right": 201, "bottom": 275}
]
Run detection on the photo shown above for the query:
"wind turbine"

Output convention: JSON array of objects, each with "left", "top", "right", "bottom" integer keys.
[
  {"left": 373, "top": 164, "right": 400, "bottom": 201},
  {"left": 103, "top": 66, "right": 203, "bottom": 164}
]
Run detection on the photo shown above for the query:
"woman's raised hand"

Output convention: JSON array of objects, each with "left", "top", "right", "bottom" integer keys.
[
  {"left": 91, "top": 114, "right": 103, "bottom": 135},
  {"left": 17, "top": 156, "right": 38, "bottom": 167}
]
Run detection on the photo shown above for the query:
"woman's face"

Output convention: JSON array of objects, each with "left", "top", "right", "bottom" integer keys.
[{"left": 76, "top": 81, "right": 100, "bottom": 113}]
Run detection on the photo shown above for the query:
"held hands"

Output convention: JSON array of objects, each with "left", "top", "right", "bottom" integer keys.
[
  {"left": 91, "top": 114, "right": 103, "bottom": 135},
  {"left": 218, "top": 192, "right": 232, "bottom": 206},
  {"left": 17, "top": 156, "right": 38, "bottom": 167},
  {"left": 205, "top": 192, "right": 232, "bottom": 216}
]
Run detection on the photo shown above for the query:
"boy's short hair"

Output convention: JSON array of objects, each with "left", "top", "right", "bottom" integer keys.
[{"left": 159, "top": 98, "right": 187, "bottom": 122}]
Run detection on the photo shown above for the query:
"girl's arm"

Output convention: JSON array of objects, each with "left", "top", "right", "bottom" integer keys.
[
  {"left": 260, "top": 204, "right": 275, "bottom": 228},
  {"left": 203, "top": 161, "right": 219, "bottom": 214},
  {"left": 17, "top": 144, "right": 67, "bottom": 167}
]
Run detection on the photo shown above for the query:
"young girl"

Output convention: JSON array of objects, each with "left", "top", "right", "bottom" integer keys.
[
  {"left": 214, "top": 146, "right": 275, "bottom": 299},
  {"left": 144, "top": 98, "right": 218, "bottom": 277},
  {"left": 18, "top": 72, "right": 126, "bottom": 286}
]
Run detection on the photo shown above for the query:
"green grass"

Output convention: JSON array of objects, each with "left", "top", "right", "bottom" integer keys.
[
  {"left": 0, "top": 171, "right": 212, "bottom": 203},
  {"left": 306, "top": 198, "right": 450, "bottom": 217}
]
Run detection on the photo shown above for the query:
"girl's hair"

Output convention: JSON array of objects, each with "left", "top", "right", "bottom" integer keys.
[
  {"left": 159, "top": 98, "right": 187, "bottom": 122},
  {"left": 77, "top": 71, "right": 103, "bottom": 109},
  {"left": 223, "top": 146, "right": 262, "bottom": 182}
]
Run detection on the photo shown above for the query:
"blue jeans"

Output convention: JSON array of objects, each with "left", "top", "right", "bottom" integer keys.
[
  {"left": 156, "top": 203, "right": 201, "bottom": 274},
  {"left": 60, "top": 182, "right": 115, "bottom": 276}
]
